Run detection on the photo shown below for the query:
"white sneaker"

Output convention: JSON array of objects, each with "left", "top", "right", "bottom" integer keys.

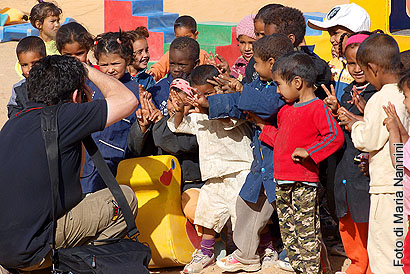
[
  {"left": 216, "top": 254, "right": 261, "bottom": 272},
  {"left": 261, "top": 248, "right": 279, "bottom": 269},
  {"left": 183, "top": 249, "right": 215, "bottom": 273},
  {"left": 335, "top": 272, "right": 347, "bottom": 274},
  {"left": 277, "top": 258, "right": 295, "bottom": 272}
]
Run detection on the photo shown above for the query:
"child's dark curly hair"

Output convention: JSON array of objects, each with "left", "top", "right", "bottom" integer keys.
[
  {"left": 398, "top": 68, "right": 410, "bottom": 92},
  {"left": 126, "top": 26, "right": 149, "bottom": 43},
  {"left": 263, "top": 6, "right": 306, "bottom": 46},
  {"left": 56, "top": 22, "right": 94, "bottom": 52},
  {"left": 94, "top": 31, "right": 134, "bottom": 64},
  {"left": 30, "top": 0, "right": 62, "bottom": 29}
]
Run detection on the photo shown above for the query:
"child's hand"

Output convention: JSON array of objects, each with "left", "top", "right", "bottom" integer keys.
[
  {"left": 291, "top": 148, "right": 310, "bottom": 163},
  {"left": 383, "top": 102, "right": 400, "bottom": 133},
  {"left": 358, "top": 160, "right": 369, "bottom": 177},
  {"left": 146, "top": 69, "right": 156, "bottom": 79},
  {"left": 347, "top": 85, "right": 366, "bottom": 113},
  {"left": 338, "top": 107, "right": 363, "bottom": 131},
  {"left": 136, "top": 85, "right": 151, "bottom": 132},
  {"left": 245, "top": 111, "right": 266, "bottom": 129},
  {"left": 322, "top": 84, "right": 338, "bottom": 114},
  {"left": 147, "top": 96, "right": 163, "bottom": 123},
  {"left": 205, "top": 52, "right": 231, "bottom": 76},
  {"left": 169, "top": 90, "right": 185, "bottom": 114}
]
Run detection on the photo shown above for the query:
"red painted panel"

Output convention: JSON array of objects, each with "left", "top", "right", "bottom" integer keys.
[{"left": 215, "top": 26, "right": 241, "bottom": 68}]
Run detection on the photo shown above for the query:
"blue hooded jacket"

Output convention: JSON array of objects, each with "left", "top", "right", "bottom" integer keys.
[{"left": 208, "top": 78, "right": 284, "bottom": 203}]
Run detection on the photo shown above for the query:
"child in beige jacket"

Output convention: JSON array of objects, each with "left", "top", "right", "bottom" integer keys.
[{"left": 342, "top": 34, "right": 409, "bottom": 274}]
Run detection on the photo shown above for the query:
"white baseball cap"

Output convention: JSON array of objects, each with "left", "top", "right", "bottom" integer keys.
[{"left": 307, "top": 3, "right": 371, "bottom": 32}]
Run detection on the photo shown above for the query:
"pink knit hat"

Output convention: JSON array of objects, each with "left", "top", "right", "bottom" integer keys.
[{"left": 237, "top": 14, "right": 257, "bottom": 40}]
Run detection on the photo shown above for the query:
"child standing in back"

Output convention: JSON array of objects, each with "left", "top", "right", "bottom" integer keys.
[
  {"left": 29, "top": 0, "right": 61, "bottom": 55},
  {"left": 323, "top": 32, "right": 376, "bottom": 274},
  {"left": 148, "top": 15, "right": 208, "bottom": 81},
  {"left": 81, "top": 31, "right": 140, "bottom": 193},
  {"left": 384, "top": 69, "right": 410, "bottom": 274},
  {"left": 347, "top": 33, "right": 409, "bottom": 274},
  {"left": 231, "top": 15, "right": 256, "bottom": 82},
  {"left": 56, "top": 22, "right": 94, "bottom": 64},
  {"left": 126, "top": 26, "right": 156, "bottom": 90},
  {"left": 256, "top": 52, "right": 344, "bottom": 273},
  {"left": 7, "top": 36, "right": 46, "bottom": 118}
]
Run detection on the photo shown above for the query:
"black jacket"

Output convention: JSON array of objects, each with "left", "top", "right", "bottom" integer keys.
[{"left": 334, "top": 82, "right": 377, "bottom": 222}]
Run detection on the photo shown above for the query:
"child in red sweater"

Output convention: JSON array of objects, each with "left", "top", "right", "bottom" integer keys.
[{"left": 250, "top": 51, "right": 344, "bottom": 273}]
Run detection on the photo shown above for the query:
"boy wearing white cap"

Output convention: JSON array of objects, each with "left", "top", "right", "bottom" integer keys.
[{"left": 308, "top": 3, "right": 371, "bottom": 100}]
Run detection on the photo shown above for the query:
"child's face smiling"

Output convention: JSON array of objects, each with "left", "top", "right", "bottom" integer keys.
[
  {"left": 345, "top": 46, "right": 366, "bottom": 85},
  {"left": 237, "top": 35, "right": 255, "bottom": 62},
  {"left": 18, "top": 51, "right": 43, "bottom": 78},
  {"left": 169, "top": 49, "right": 197, "bottom": 79},
  {"left": 38, "top": 15, "right": 60, "bottom": 41},
  {"left": 98, "top": 53, "right": 127, "bottom": 80},
  {"left": 328, "top": 26, "right": 352, "bottom": 58},
  {"left": 61, "top": 42, "right": 88, "bottom": 63},
  {"left": 132, "top": 39, "right": 150, "bottom": 71},
  {"left": 273, "top": 72, "right": 299, "bottom": 103},
  {"left": 253, "top": 55, "right": 273, "bottom": 82}
]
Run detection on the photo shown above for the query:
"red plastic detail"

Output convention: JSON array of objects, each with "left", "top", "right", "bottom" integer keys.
[
  {"left": 159, "top": 168, "right": 173, "bottom": 186},
  {"left": 214, "top": 26, "right": 241, "bottom": 68},
  {"left": 185, "top": 220, "right": 201, "bottom": 249}
]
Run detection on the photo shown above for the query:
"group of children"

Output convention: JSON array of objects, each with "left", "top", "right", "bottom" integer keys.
[{"left": 6, "top": 1, "right": 410, "bottom": 274}]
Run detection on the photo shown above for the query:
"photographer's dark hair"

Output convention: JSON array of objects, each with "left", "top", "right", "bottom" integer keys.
[
  {"left": 272, "top": 51, "right": 317, "bottom": 87},
  {"left": 16, "top": 36, "right": 46, "bottom": 58},
  {"left": 27, "top": 55, "right": 87, "bottom": 105},
  {"left": 253, "top": 33, "right": 294, "bottom": 62},
  {"left": 56, "top": 22, "right": 94, "bottom": 52},
  {"left": 94, "top": 31, "right": 134, "bottom": 64},
  {"left": 190, "top": 65, "right": 219, "bottom": 86},
  {"left": 169, "top": 36, "right": 200, "bottom": 62},
  {"left": 30, "top": 1, "right": 62, "bottom": 28},
  {"left": 263, "top": 6, "right": 306, "bottom": 46},
  {"left": 174, "top": 15, "right": 197, "bottom": 34}
]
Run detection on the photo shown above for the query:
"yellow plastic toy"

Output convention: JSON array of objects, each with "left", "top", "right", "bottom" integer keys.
[
  {"left": 0, "top": 8, "right": 28, "bottom": 26},
  {"left": 116, "top": 155, "right": 196, "bottom": 268}
]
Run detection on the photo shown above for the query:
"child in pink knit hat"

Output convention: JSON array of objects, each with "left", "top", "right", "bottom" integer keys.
[{"left": 231, "top": 14, "right": 257, "bottom": 81}]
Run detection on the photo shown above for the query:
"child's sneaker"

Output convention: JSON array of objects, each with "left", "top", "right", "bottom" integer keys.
[
  {"left": 277, "top": 258, "right": 295, "bottom": 273},
  {"left": 183, "top": 249, "right": 215, "bottom": 273},
  {"left": 261, "top": 248, "right": 279, "bottom": 269},
  {"left": 216, "top": 254, "right": 261, "bottom": 272}
]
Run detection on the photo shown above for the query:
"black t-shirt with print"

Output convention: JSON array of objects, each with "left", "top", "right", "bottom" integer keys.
[{"left": 0, "top": 99, "right": 107, "bottom": 268}]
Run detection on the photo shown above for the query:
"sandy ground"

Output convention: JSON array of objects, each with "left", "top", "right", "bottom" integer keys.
[{"left": 0, "top": 1, "right": 351, "bottom": 272}]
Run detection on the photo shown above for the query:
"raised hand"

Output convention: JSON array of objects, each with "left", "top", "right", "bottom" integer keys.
[
  {"left": 338, "top": 106, "right": 363, "bottom": 131},
  {"left": 205, "top": 52, "right": 231, "bottom": 76},
  {"left": 136, "top": 85, "right": 151, "bottom": 133},
  {"left": 383, "top": 102, "right": 400, "bottom": 133},
  {"left": 322, "top": 84, "right": 338, "bottom": 114},
  {"left": 147, "top": 95, "right": 163, "bottom": 123},
  {"left": 348, "top": 85, "right": 366, "bottom": 113}
]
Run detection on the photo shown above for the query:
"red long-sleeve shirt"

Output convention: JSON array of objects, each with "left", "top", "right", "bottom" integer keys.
[{"left": 259, "top": 98, "right": 344, "bottom": 183}]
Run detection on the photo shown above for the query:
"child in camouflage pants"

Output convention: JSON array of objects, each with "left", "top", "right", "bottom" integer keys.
[{"left": 257, "top": 52, "right": 344, "bottom": 273}]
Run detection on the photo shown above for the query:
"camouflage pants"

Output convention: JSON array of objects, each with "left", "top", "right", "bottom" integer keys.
[{"left": 276, "top": 183, "right": 321, "bottom": 274}]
